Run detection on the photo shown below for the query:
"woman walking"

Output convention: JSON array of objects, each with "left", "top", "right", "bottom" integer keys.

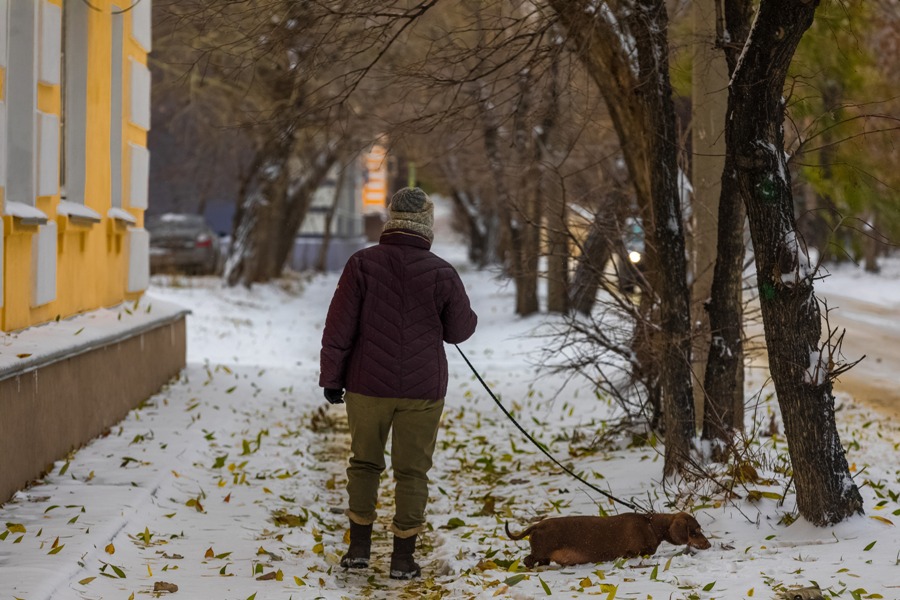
[{"left": 319, "top": 187, "right": 478, "bottom": 579}]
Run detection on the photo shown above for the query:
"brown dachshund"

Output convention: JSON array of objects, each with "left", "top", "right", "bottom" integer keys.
[{"left": 505, "top": 512, "right": 711, "bottom": 567}]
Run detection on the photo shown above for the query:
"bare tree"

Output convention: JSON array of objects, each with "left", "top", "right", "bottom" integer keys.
[
  {"left": 727, "top": 0, "right": 863, "bottom": 524},
  {"left": 549, "top": 0, "right": 696, "bottom": 475},
  {"left": 699, "top": 0, "right": 754, "bottom": 454}
]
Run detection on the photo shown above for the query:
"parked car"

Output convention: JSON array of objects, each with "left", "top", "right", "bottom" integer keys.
[
  {"left": 147, "top": 213, "right": 222, "bottom": 275},
  {"left": 616, "top": 217, "right": 646, "bottom": 294}
]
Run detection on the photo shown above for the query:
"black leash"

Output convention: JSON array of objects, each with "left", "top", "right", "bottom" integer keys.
[{"left": 454, "top": 344, "right": 642, "bottom": 513}]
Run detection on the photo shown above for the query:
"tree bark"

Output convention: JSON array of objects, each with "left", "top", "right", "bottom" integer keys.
[
  {"left": 730, "top": 0, "right": 863, "bottom": 524},
  {"left": 225, "top": 137, "right": 339, "bottom": 287},
  {"left": 513, "top": 72, "right": 541, "bottom": 317},
  {"left": 551, "top": 0, "right": 696, "bottom": 475},
  {"left": 570, "top": 217, "right": 613, "bottom": 315},
  {"left": 691, "top": 0, "right": 729, "bottom": 430},
  {"left": 542, "top": 56, "right": 569, "bottom": 314},
  {"left": 700, "top": 0, "right": 754, "bottom": 452},
  {"left": 315, "top": 167, "right": 346, "bottom": 272}
]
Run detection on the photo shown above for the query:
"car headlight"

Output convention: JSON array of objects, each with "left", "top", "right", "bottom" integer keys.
[{"left": 628, "top": 251, "right": 642, "bottom": 264}]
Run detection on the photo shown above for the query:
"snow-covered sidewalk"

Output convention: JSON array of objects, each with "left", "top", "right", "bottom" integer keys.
[{"left": 1, "top": 244, "right": 899, "bottom": 599}]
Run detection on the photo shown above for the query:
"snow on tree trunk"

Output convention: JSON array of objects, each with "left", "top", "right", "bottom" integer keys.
[
  {"left": 729, "top": 0, "right": 863, "bottom": 524},
  {"left": 550, "top": 0, "right": 696, "bottom": 475},
  {"left": 700, "top": 0, "right": 755, "bottom": 454}
]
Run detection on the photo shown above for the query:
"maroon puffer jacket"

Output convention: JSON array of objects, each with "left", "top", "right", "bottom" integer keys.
[{"left": 319, "top": 230, "right": 478, "bottom": 400}]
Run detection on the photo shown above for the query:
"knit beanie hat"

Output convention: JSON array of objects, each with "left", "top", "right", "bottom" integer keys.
[{"left": 383, "top": 187, "right": 434, "bottom": 243}]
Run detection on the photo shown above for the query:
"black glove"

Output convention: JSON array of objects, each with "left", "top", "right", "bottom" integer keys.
[{"left": 324, "top": 388, "right": 345, "bottom": 405}]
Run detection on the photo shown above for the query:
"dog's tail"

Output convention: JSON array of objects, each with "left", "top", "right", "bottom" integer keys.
[{"left": 504, "top": 521, "right": 535, "bottom": 541}]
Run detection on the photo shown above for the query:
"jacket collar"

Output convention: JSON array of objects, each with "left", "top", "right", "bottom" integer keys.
[{"left": 379, "top": 229, "right": 432, "bottom": 250}]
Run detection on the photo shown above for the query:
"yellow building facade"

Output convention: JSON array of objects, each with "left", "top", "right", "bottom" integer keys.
[
  {"left": 0, "top": 1, "right": 187, "bottom": 505},
  {"left": 1, "top": 0, "right": 152, "bottom": 332}
]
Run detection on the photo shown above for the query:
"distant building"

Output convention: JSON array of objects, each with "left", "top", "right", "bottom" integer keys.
[
  {"left": 290, "top": 144, "right": 391, "bottom": 272},
  {"left": 0, "top": 1, "right": 186, "bottom": 503}
]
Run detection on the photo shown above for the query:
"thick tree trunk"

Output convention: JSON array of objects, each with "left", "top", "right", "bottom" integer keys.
[
  {"left": 632, "top": 0, "right": 696, "bottom": 475},
  {"left": 477, "top": 88, "right": 523, "bottom": 299},
  {"left": 570, "top": 220, "right": 613, "bottom": 315},
  {"left": 448, "top": 188, "right": 499, "bottom": 268},
  {"left": 225, "top": 139, "right": 339, "bottom": 286},
  {"left": 546, "top": 192, "right": 569, "bottom": 313},
  {"left": 513, "top": 72, "right": 541, "bottom": 317},
  {"left": 691, "top": 0, "right": 728, "bottom": 430},
  {"left": 551, "top": 0, "right": 696, "bottom": 475},
  {"left": 542, "top": 56, "right": 569, "bottom": 314},
  {"left": 730, "top": 0, "right": 863, "bottom": 524},
  {"left": 700, "top": 0, "right": 754, "bottom": 452},
  {"left": 272, "top": 149, "right": 340, "bottom": 273},
  {"left": 315, "top": 168, "right": 346, "bottom": 272},
  {"left": 862, "top": 211, "right": 880, "bottom": 274},
  {"left": 224, "top": 140, "right": 289, "bottom": 287}
]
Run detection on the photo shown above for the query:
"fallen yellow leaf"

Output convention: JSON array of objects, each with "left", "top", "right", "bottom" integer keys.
[
  {"left": 205, "top": 547, "right": 215, "bottom": 559},
  {"left": 105, "top": 543, "right": 115, "bottom": 554}
]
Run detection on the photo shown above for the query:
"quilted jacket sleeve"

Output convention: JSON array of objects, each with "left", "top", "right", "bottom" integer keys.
[
  {"left": 319, "top": 256, "right": 363, "bottom": 389},
  {"left": 441, "top": 268, "right": 478, "bottom": 344}
]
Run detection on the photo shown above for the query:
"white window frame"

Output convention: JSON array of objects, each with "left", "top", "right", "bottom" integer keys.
[
  {"left": 6, "top": 0, "right": 38, "bottom": 206},
  {"left": 38, "top": 0, "right": 61, "bottom": 86},
  {"left": 0, "top": 0, "right": 8, "bottom": 69},
  {"left": 32, "top": 220, "right": 57, "bottom": 307},
  {"left": 110, "top": 8, "right": 124, "bottom": 208},
  {"left": 128, "top": 142, "right": 149, "bottom": 209},
  {"left": 62, "top": 0, "right": 89, "bottom": 206},
  {"left": 129, "top": 58, "right": 150, "bottom": 130},
  {"left": 37, "top": 110, "right": 59, "bottom": 197},
  {"left": 127, "top": 226, "right": 149, "bottom": 292},
  {"left": 0, "top": 102, "right": 6, "bottom": 194},
  {"left": 0, "top": 217, "right": 4, "bottom": 309},
  {"left": 0, "top": 0, "right": 7, "bottom": 309},
  {"left": 130, "top": 0, "right": 151, "bottom": 52}
]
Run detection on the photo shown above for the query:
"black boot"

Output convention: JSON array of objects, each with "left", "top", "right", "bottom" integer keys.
[
  {"left": 340, "top": 521, "right": 372, "bottom": 569},
  {"left": 389, "top": 534, "right": 421, "bottom": 580}
]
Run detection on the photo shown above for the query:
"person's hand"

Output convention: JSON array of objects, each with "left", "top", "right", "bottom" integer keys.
[{"left": 324, "top": 388, "right": 345, "bottom": 405}]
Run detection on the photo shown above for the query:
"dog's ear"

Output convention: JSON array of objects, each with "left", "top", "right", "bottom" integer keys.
[{"left": 667, "top": 513, "right": 690, "bottom": 545}]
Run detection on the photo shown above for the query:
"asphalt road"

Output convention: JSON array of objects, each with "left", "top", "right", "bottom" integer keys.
[
  {"left": 817, "top": 290, "right": 900, "bottom": 419},
  {"left": 747, "top": 290, "right": 900, "bottom": 419}
]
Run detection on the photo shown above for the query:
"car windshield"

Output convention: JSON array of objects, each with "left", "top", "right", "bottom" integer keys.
[{"left": 147, "top": 214, "right": 207, "bottom": 232}]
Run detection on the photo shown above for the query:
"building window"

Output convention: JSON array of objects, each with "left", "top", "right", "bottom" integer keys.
[
  {"left": 5, "top": 1, "right": 37, "bottom": 207},
  {"left": 61, "top": 0, "right": 88, "bottom": 205},
  {"left": 110, "top": 9, "right": 124, "bottom": 208}
]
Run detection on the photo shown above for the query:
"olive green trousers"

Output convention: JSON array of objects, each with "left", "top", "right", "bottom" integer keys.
[{"left": 344, "top": 392, "right": 444, "bottom": 538}]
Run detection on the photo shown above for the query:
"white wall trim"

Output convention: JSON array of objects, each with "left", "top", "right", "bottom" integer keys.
[
  {"left": 63, "top": 0, "right": 89, "bottom": 204},
  {"left": 127, "top": 227, "right": 149, "bottom": 293},
  {"left": 0, "top": 101, "right": 6, "bottom": 189},
  {"left": 131, "top": 0, "right": 151, "bottom": 52},
  {"left": 37, "top": 110, "right": 59, "bottom": 197},
  {"left": 32, "top": 221, "right": 57, "bottom": 307},
  {"left": 0, "top": 218, "right": 4, "bottom": 308},
  {"left": 38, "top": 0, "right": 61, "bottom": 85},
  {"left": 0, "top": 0, "right": 9, "bottom": 68},
  {"left": 110, "top": 11, "right": 123, "bottom": 207},
  {"left": 6, "top": 0, "right": 37, "bottom": 206},
  {"left": 129, "top": 58, "right": 151, "bottom": 130},
  {"left": 128, "top": 143, "right": 149, "bottom": 209},
  {"left": 108, "top": 207, "right": 136, "bottom": 224}
]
